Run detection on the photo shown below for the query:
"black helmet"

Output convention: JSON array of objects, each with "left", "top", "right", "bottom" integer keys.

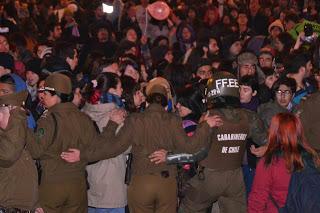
[{"left": 206, "top": 71, "right": 240, "bottom": 107}]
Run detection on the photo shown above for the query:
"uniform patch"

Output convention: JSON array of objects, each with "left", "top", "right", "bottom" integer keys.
[
  {"left": 40, "top": 110, "right": 48, "bottom": 119},
  {"left": 36, "top": 128, "right": 45, "bottom": 143}
]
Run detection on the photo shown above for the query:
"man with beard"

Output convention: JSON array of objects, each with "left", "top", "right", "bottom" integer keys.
[
  {"left": 186, "top": 31, "right": 221, "bottom": 73},
  {"left": 78, "top": 23, "right": 118, "bottom": 69}
]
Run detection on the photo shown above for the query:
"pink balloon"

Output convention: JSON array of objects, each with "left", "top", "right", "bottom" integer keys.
[{"left": 147, "top": 1, "right": 170, "bottom": 21}]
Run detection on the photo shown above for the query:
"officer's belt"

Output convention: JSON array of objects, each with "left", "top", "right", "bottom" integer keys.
[{"left": 0, "top": 206, "right": 34, "bottom": 213}]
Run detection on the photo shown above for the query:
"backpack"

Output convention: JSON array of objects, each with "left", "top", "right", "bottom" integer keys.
[{"left": 271, "top": 155, "right": 320, "bottom": 213}]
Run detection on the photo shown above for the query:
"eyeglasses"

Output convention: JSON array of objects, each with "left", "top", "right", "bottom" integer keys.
[{"left": 275, "top": 90, "right": 292, "bottom": 96}]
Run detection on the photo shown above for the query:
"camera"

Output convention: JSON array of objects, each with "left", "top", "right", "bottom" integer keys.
[{"left": 302, "top": 23, "right": 315, "bottom": 43}]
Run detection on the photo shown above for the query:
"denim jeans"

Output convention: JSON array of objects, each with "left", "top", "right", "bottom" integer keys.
[
  {"left": 242, "top": 165, "right": 256, "bottom": 197},
  {"left": 88, "top": 207, "right": 125, "bottom": 213}
]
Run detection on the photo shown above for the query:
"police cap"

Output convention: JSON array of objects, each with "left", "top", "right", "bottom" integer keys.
[
  {"left": 0, "top": 90, "right": 28, "bottom": 107},
  {"left": 39, "top": 73, "right": 72, "bottom": 95}
]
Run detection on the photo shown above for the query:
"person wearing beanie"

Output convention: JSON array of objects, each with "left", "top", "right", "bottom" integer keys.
[
  {"left": 219, "top": 35, "right": 243, "bottom": 74},
  {"left": 237, "top": 51, "right": 258, "bottom": 78},
  {"left": 237, "top": 51, "right": 266, "bottom": 85},
  {"left": 0, "top": 52, "right": 29, "bottom": 94},
  {"left": 0, "top": 90, "right": 42, "bottom": 213},
  {"left": 25, "top": 58, "right": 43, "bottom": 102},
  {"left": 0, "top": 52, "right": 14, "bottom": 76},
  {"left": 60, "top": 76, "right": 222, "bottom": 213},
  {"left": 268, "top": 19, "right": 284, "bottom": 36},
  {"left": 268, "top": 19, "right": 284, "bottom": 49},
  {"left": 24, "top": 58, "right": 49, "bottom": 122},
  {"left": 222, "top": 34, "right": 243, "bottom": 61}
]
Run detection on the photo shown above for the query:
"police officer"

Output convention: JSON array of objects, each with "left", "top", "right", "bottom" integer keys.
[
  {"left": 62, "top": 77, "right": 223, "bottom": 213},
  {"left": 0, "top": 91, "right": 39, "bottom": 212},
  {"left": 25, "top": 73, "right": 105, "bottom": 213},
  {"left": 184, "top": 72, "right": 267, "bottom": 212},
  {"left": 151, "top": 72, "right": 267, "bottom": 213}
]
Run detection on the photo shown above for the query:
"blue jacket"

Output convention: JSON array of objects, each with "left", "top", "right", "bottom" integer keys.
[{"left": 10, "top": 73, "right": 36, "bottom": 129}]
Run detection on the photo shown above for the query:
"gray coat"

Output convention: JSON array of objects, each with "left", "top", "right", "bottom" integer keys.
[{"left": 83, "top": 103, "right": 128, "bottom": 208}]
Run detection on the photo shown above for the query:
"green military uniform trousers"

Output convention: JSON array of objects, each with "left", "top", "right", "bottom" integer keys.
[
  {"left": 39, "top": 178, "right": 87, "bottom": 213},
  {"left": 128, "top": 174, "right": 177, "bottom": 213},
  {"left": 180, "top": 167, "right": 246, "bottom": 213}
]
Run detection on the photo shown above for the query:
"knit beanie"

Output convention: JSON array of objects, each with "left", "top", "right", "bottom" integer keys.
[
  {"left": 0, "top": 53, "right": 14, "bottom": 70},
  {"left": 268, "top": 19, "right": 284, "bottom": 34}
]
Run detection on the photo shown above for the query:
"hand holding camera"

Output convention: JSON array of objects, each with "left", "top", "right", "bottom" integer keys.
[{"left": 300, "top": 24, "right": 318, "bottom": 43}]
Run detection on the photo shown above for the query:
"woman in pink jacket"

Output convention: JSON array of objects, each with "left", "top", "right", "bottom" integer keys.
[{"left": 248, "top": 113, "right": 320, "bottom": 213}]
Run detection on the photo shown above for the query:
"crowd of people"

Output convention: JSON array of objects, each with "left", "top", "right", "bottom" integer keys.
[{"left": 1, "top": 0, "right": 320, "bottom": 212}]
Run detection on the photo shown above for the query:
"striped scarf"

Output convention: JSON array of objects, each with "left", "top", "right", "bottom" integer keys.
[{"left": 100, "top": 92, "right": 124, "bottom": 108}]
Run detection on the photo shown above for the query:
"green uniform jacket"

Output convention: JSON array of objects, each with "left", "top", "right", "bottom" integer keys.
[
  {"left": 298, "top": 92, "right": 320, "bottom": 151},
  {"left": 0, "top": 108, "right": 38, "bottom": 210},
  {"left": 26, "top": 102, "right": 105, "bottom": 183},
  {"left": 83, "top": 103, "right": 212, "bottom": 176},
  {"left": 201, "top": 108, "right": 267, "bottom": 170}
]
